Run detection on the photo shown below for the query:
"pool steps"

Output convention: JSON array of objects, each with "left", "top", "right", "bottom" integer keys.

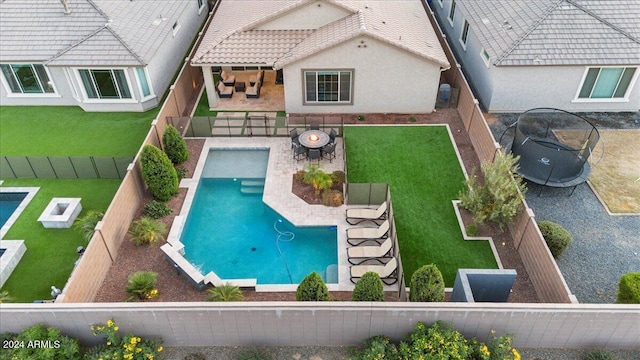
[{"left": 240, "top": 179, "right": 265, "bottom": 195}]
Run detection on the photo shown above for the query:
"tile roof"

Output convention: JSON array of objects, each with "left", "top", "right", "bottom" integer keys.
[
  {"left": 192, "top": 0, "right": 449, "bottom": 69},
  {"left": 456, "top": 0, "right": 640, "bottom": 66},
  {"left": 0, "top": 0, "right": 190, "bottom": 66}
]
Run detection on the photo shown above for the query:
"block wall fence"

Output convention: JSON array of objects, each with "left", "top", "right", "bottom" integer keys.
[{"left": 6, "top": 1, "right": 638, "bottom": 351}]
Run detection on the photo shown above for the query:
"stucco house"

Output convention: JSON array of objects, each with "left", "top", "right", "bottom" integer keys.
[
  {"left": 192, "top": 0, "right": 450, "bottom": 114},
  {"left": 0, "top": 0, "right": 208, "bottom": 112},
  {"left": 430, "top": 0, "right": 640, "bottom": 113}
]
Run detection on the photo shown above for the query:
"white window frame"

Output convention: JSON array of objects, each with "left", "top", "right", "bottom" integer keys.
[
  {"left": 573, "top": 66, "right": 639, "bottom": 103},
  {"left": 172, "top": 21, "right": 181, "bottom": 37},
  {"left": 135, "top": 67, "right": 155, "bottom": 101},
  {"left": 437, "top": 0, "right": 443, "bottom": 8},
  {"left": 303, "top": 69, "right": 353, "bottom": 105},
  {"left": 448, "top": 0, "right": 456, "bottom": 26},
  {"left": 197, "top": 0, "right": 206, "bottom": 14},
  {"left": 0, "top": 63, "right": 58, "bottom": 97},
  {"left": 480, "top": 48, "right": 491, "bottom": 67},
  {"left": 459, "top": 19, "right": 470, "bottom": 50},
  {"left": 74, "top": 67, "right": 137, "bottom": 103}
]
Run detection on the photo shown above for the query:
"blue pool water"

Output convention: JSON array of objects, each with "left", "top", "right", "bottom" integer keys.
[
  {"left": 0, "top": 192, "right": 27, "bottom": 228},
  {"left": 180, "top": 150, "right": 338, "bottom": 284}
]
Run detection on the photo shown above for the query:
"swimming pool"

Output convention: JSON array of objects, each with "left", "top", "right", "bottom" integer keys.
[
  {"left": 0, "top": 192, "right": 27, "bottom": 228},
  {"left": 179, "top": 149, "right": 338, "bottom": 285}
]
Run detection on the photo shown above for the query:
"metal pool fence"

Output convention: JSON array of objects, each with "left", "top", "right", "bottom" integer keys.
[{"left": 0, "top": 156, "right": 133, "bottom": 179}]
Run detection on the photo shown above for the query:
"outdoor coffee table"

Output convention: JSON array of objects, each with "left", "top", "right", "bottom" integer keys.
[{"left": 235, "top": 82, "right": 246, "bottom": 92}]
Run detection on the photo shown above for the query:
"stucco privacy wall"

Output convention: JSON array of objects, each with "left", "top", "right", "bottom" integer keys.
[
  {"left": 255, "top": 0, "right": 349, "bottom": 30},
  {"left": 0, "top": 303, "right": 638, "bottom": 349},
  {"left": 283, "top": 36, "right": 442, "bottom": 114}
]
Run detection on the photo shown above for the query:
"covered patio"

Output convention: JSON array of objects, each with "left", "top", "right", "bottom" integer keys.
[{"left": 199, "top": 69, "right": 285, "bottom": 111}]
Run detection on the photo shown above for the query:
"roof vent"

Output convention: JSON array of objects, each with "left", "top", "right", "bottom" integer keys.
[
  {"left": 502, "top": 20, "right": 512, "bottom": 30},
  {"left": 60, "top": 0, "right": 71, "bottom": 15}
]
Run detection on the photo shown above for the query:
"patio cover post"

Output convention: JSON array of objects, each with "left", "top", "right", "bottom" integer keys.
[{"left": 202, "top": 66, "right": 218, "bottom": 108}]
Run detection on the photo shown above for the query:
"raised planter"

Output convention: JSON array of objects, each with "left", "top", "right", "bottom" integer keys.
[
  {"left": 37, "top": 198, "right": 82, "bottom": 229},
  {"left": 0, "top": 240, "right": 26, "bottom": 288}
]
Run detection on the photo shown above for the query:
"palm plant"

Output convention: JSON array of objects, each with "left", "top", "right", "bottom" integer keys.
[
  {"left": 73, "top": 210, "right": 104, "bottom": 242},
  {"left": 125, "top": 271, "right": 158, "bottom": 300},
  {"left": 0, "top": 291, "right": 13, "bottom": 303},
  {"left": 128, "top": 217, "right": 167, "bottom": 246},
  {"left": 303, "top": 165, "right": 333, "bottom": 195},
  {"left": 207, "top": 283, "right": 244, "bottom": 301}
]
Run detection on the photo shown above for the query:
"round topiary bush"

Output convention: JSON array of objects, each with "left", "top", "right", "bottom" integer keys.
[
  {"left": 616, "top": 272, "right": 640, "bottom": 304},
  {"left": 538, "top": 220, "right": 573, "bottom": 258},
  {"left": 296, "top": 271, "right": 329, "bottom": 301},
  {"left": 352, "top": 271, "right": 384, "bottom": 301},
  {"left": 140, "top": 144, "right": 178, "bottom": 201},
  {"left": 162, "top": 124, "right": 189, "bottom": 165},
  {"left": 409, "top": 264, "right": 445, "bottom": 302}
]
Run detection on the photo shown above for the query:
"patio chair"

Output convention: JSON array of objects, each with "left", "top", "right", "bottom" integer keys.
[
  {"left": 220, "top": 70, "right": 235, "bottom": 86},
  {"left": 249, "top": 70, "right": 264, "bottom": 86},
  {"left": 346, "top": 220, "right": 389, "bottom": 246},
  {"left": 350, "top": 256, "right": 398, "bottom": 285},
  {"left": 293, "top": 143, "right": 307, "bottom": 162},
  {"left": 308, "top": 149, "right": 321, "bottom": 165},
  {"left": 246, "top": 81, "right": 261, "bottom": 99},
  {"left": 290, "top": 128, "right": 300, "bottom": 148},
  {"left": 346, "top": 202, "right": 387, "bottom": 225},
  {"left": 322, "top": 142, "right": 336, "bottom": 162},
  {"left": 347, "top": 237, "right": 393, "bottom": 265},
  {"left": 310, "top": 123, "right": 320, "bottom": 130},
  {"left": 328, "top": 128, "right": 337, "bottom": 144},
  {"left": 216, "top": 82, "right": 233, "bottom": 98}
]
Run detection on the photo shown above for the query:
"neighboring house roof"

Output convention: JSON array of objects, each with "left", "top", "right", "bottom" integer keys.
[
  {"left": 192, "top": 0, "right": 449, "bottom": 69},
  {"left": 456, "top": 0, "right": 640, "bottom": 66},
  {"left": 0, "top": 0, "right": 189, "bottom": 66}
]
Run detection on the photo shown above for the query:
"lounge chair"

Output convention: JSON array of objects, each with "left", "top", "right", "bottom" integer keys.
[
  {"left": 350, "top": 256, "right": 398, "bottom": 285},
  {"left": 249, "top": 70, "right": 263, "bottom": 86},
  {"left": 216, "top": 82, "right": 233, "bottom": 98},
  {"left": 246, "top": 81, "right": 261, "bottom": 99},
  {"left": 347, "top": 237, "right": 393, "bottom": 265},
  {"left": 346, "top": 220, "right": 389, "bottom": 246},
  {"left": 346, "top": 202, "right": 387, "bottom": 225},
  {"left": 220, "top": 70, "right": 235, "bottom": 86}
]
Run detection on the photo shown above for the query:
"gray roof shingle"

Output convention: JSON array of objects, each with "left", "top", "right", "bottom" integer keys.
[{"left": 456, "top": 0, "right": 640, "bottom": 66}]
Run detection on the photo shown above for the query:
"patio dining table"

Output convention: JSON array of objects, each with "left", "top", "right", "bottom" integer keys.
[{"left": 298, "top": 130, "right": 330, "bottom": 149}]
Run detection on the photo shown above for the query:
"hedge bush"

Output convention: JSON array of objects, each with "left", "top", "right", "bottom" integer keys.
[
  {"left": 162, "top": 124, "right": 189, "bottom": 165},
  {"left": 409, "top": 264, "right": 445, "bottom": 302},
  {"left": 296, "top": 271, "right": 329, "bottom": 301},
  {"left": 352, "top": 272, "right": 384, "bottom": 301},
  {"left": 140, "top": 144, "right": 178, "bottom": 201},
  {"left": 616, "top": 272, "right": 640, "bottom": 304},
  {"left": 538, "top": 220, "right": 573, "bottom": 258}
]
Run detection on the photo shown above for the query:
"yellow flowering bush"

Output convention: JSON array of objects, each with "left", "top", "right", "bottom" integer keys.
[
  {"left": 468, "top": 330, "right": 521, "bottom": 360},
  {"left": 85, "top": 319, "right": 163, "bottom": 360}
]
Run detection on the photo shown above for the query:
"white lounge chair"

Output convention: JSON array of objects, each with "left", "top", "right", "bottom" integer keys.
[
  {"left": 346, "top": 202, "right": 387, "bottom": 225},
  {"left": 220, "top": 70, "right": 235, "bottom": 86},
  {"left": 347, "top": 237, "right": 393, "bottom": 264},
  {"left": 346, "top": 220, "right": 389, "bottom": 246},
  {"left": 350, "top": 256, "right": 398, "bottom": 285}
]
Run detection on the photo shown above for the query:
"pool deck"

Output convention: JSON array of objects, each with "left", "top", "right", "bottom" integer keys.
[{"left": 178, "top": 137, "right": 386, "bottom": 292}]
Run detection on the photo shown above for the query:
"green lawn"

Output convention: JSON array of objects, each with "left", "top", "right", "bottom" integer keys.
[
  {"left": 0, "top": 106, "right": 156, "bottom": 156},
  {"left": 1, "top": 178, "right": 121, "bottom": 302},
  {"left": 344, "top": 126, "right": 497, "bottom": 285}
]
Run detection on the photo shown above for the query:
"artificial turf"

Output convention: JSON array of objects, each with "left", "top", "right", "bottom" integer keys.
[
  {"left": 0, "top": 106, "right": 155, "bottom": 156},
  {"left": 344, "top": 126, "right": 497, "bottom": 285},
  {"left": 0, "top": 178, "right": 120, "bottom": 303}
]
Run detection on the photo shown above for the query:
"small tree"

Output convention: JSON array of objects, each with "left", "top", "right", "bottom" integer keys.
[
  {"left": 140, "top": 144, "right": 178, "bottom": 201},
  {"left": 409, "top": 264, "right": 445, "bottom": 302},
  {"left": 128, "top": 217, "right": 167, "bottom": 246},
  {"left": 617, "top": 272, "right": 640, "bottom": 304},
  {"left": 162, "top": 124, "right": 189, "bottom": 165},
  {"left": 73, "top": 210, "right": 104, "bottom": 242},
  {"left": 126, "top": 271, "right": 158, "bottom": 301},
  {"left": 538, "top": 220, "right": 573, "bottom": 258},
  {"left": 296, "top": 271, "right": 329, "bottom": 301},
  {"left": 352, "top": 272, "right": 385, "bottom": 301},
  {"left": 459, "top": 151, "right": 526, "bottom": 228},
  {"left": 207, "top": 283, "right": 244, "bottom": 302}
]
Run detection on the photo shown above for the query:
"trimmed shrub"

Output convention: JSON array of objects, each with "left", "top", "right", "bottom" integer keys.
[
  {"left": 398, "top": 321, "right": 470, "bottom": 359},
  {"left": 331, "top": 170, "right": 346, "bottom": 190},
  {"left": 352, "top": 271, "right": 385, "bottom": 301},
  {"left": 73, "top": 210, "right": 104, "bottom": 242},
  {"left": 616, "top": 272, "right": 640, "bottom": 304},
  {"left": 322, "top": 189, "right": 344, "bottom": 207},
  {"left": 143, "top": 200, "right": 172, "bottom": 219},
  {"left": 1, "top": 323, "right": 80, "bottom": 360},
  {"left": 162, "top": 124, "right": 189, "bottom": 165},
  {"left": 207, "top": 283, "right": 244, "bottom": 302},
  {"left": 409, "top": 264, "right": 445, "bottom": 302},
  {"left": 538, "top": 220, "right": 573, "bottom": 258},
  {"left": 140, "top": 144, "right": 178, "bottom": 201},
  {"left": 128, "top": 217, "right": 167, "bottom": 246},
  {"left": 125, "top": 271, "right": 158, "bottom": 300},
  {"left": 584, "top": 349, "right": 619, "bottom": 360},
  {"left": 296, "top": 271, "right": 329, "bottom": 301}
]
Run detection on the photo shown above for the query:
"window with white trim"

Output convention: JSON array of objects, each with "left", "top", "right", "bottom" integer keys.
[
  {"left": 480, "top": 48, "right": 491, "bottom": 67},
  {"left": 460, "top": 20, "right": 470, "bottom": 48},
  {"left": 437, "top": 0, "right": 443, "bottom": 8},
  {"left": 78, "top": 69, "right": 131, "bottom": 99},
  {"left": 448, "top": 0, "right": 456, "bottom": 25},
  {"left": 197, "top": 0, "right": 205, "bottom": 13},
  {"left": 1, "top": 64, "right": 54, "bottom": 94},
  {"left": 577, "top": 67, "right": 637, "bottom": 99},
  {"left": 304, "top": 70, "right": 352, "bottom": 103},
  {"left": 136, "top": 67, "right": 152, "bottom": 98}
]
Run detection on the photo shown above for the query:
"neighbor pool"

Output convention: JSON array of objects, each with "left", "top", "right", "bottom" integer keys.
[
  {"left": 179, "top": 149, "right": 338, "bottom": 284},
  {"left": 0, "top": 192, "right": 27, "bottom": 228}
]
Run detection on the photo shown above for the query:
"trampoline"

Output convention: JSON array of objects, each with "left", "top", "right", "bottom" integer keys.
[{"left": 509, "top": 108, "right": 600, "bottom": 193}]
